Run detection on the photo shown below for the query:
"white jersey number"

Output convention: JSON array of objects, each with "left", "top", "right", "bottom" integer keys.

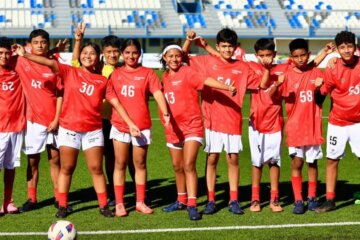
[
  {"left": 79, "top": 82, "right": 94, "bottom": 96},
  {"left": 2, "top": 82, "right": 14, "bottom": 91},
  {"left": 349, "top": 85, "right": 360, "bottom": 95},
  {"left": 31, "top": 79, "right": 41, "bottom": 89},
  {"left": 165, "top": 92, "right": 175, "bottom": 104},
  {"left": 299, "top": 90, "right": 313, "bottom": 103},
  {"left": 217, "top": 77, "right": 232, "bottom": 86},
  {"left": 121, "top": 85, "right": 135, "bottom": 97}
]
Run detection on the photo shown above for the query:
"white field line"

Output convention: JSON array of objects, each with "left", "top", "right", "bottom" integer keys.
[
  {"left": 151, "top": 116, "right": 330, "bottom": 120},
  {"left": 1, "top": 222, "right": 360, "bottom": 236}
]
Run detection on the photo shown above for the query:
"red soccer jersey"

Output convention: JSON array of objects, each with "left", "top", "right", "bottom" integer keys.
[
  {"left": 321, "top": 57, "right": 360, "bottom": 126},
  {"left": 162, "top": 66, "right": 204, "bottom": 143},
  {"left": 248, "top": 62, "right": 289, "bottom": 133},
  {"left": 15, "top": 56, "right": 61, "bottom": 127},
  {"left": 57, "top": 62, "right": 107, "bottom": 132},
  {"left": 106, "top": 66, "right": 162, "bottom": 132},
  {"left": 233, "top": 46, "right": 246, "bottom": 61},
  {"left": 0, "top": 67, "right": 25, "bottom": 132},
  {"left": 280, "top": 66, "right": 324, "bottom": 147},
  {"left": 189, "top": 55, "right": 260, "bottom": 135}
]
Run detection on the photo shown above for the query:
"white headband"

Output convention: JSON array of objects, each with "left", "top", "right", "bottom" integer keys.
[{"left": 162, "top": 45, "right": 183, "bottom": 56}]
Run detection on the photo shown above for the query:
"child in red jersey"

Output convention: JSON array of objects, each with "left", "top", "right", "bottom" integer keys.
[
  {"left": 106, "top": 39, "right": 169, "bottom": 217},
  {"left": 159, "top": 43, "right": 236, "bottom": 220},
  {"left": 316, "top": 31, "right": 360, "bottom": 213},
  {"left": 184, "top": 29, "right": 270, "bottom": 215},
  {"left": 14, "top": 41, "right": 139, "bottom": 218},
  {"left": 270, "top": 38, "right": 325, "bottom": 214},
  {"left": 0, "top": 37, "right": 25, "bottom": 215},
  {"left": 13, "top": 29, "right": 63, "bottom": 212}
]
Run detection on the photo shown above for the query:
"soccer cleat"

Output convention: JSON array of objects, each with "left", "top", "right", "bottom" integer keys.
[
  {"left": 203, "top": 201, "right": 217, "bottom": 215},
  {"left": 19, "top": 199, "right": 37, "bottom": 213},
  {"left": 228, "top": 200, "right": 244, "bottom": 215},
  {"left": 307, "top": 197, "right": 318, "bottom": 211},
  {"left": 54, "top": 200, "right": 59, "bottom": 209},
  {"left": 108, "top": 199, "right": 116, "bottom": 207},
  {"left": 269, "top": 200, "right": 283, "bottom": 212},
  {"left": 162, "top": 201, "right": 187, "bottom": 212},
  {"left": 99, "top": 205, "right": 115, "bottom": 217},
  {"left": 55, "top": 207, "right": 68, "bottom": 218},
  {"left": 315, "top": 199, "right": 336, "bottom": 213},
  {"left": 136, "top": 202, "right": 153, "bottom": 214},
  {"left": 187, "top": 206, "right": 202, "bottom": 220},
  {"left": 249, "top": 200, "right": 261, "bottom": 212},
  {"left": 1, "top": 200, "right": 19, "bottom": 214},
  {"left": 115, "top": 203, "right": 128, "bottom": 217},
  {"left": 293, "top": 200, "right": 305, "bottom": 214}
]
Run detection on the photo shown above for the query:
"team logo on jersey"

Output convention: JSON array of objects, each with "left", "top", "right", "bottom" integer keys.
[
  {"left": 94, "top": 80, "right": 103, "bottom": 84},
  {"left": 171, "top": 80, "right": 182, "bottom": 86},
  {"left": 134, "top": 76, "right": 145, "bottom": 81},
  {"left": 212, "top": 65, "right": 218, "bottom": 70},
  {"left": 310, "top": 79, "right": 315, "bottom": 84},
  {"left": 10, "top": 71, "right": 17, "bottom": 75},
  {"left": 42, "top": 73, "right": 54, "bottom": 78},
  {"left": 232, "top": 70, "right": 242, "bottom": 74},
  {"left": 77, "top": 72, "right": 83, "bottom": 78},
  {"left": 24, "top": 65, "right": 31, "bottom": 72},
  {"left": 294, "top": 83, "right": 300, "bottom": 89},
  {"left": 274, "top": 71, "right": 283, "bottom": 75},
  {"left": 340, "top": 78, "right": 346, "bottom": 83},
  {"left": 117, "top": 76, "right": 122, "bottom": 81}
]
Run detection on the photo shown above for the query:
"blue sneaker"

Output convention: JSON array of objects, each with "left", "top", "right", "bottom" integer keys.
[
  {"left": 162, "top": 201, "right": 186, "bottom": 212},
  {"left": 203, "top": 201, "right": 217, "bottom": 215},
  {"left": 228, "top": 200, "right": 244, "bottom": 215},
  {"left": 307, "top": 197, "right": 318, "bottom": 211},
  {"left": 187, "top": 206, "right": 202, "bottom": 220},
  {"left": 293, "top": 200, "right": 305, "bottom": 214}
]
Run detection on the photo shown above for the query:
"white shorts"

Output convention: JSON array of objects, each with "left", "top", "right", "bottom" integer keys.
[
  {"left": 167, "top": 137, "right": 203, "bottom": 149},
  {"left": 204, "top": 129, "right": 242, "bottom": 154},
  {"left": 58, "top": 127, "right": 104, "bottom": 150},
  {"left": 23, "top": 121, "right": 58, "bottom": 154},
  {"left": 0, "top": 132, "right": 23, "bottom": 169},
  {"left": 326, "top": 123, "right": 360, "bottom": 160},
  {"left": 248, "top": 123, "right": 282, "bottom": 167},
  {"left": 289, "top": 145, "right": 323, "bottom": 163},
  {"left": 110, "top": 126, "right": 151, "bottom": 147}
]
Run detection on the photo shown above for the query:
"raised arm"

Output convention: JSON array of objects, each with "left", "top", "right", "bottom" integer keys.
[
  {"left": 182, "top": 30, "right": 196, "bottom": 54},
  {"left": 195, "top": 37, "right": 221, "bottom": 57},
  {"left": 13, "top": 44, "right": 59, "bottom": 73},
  {"left": 312, "top": 42, "right": 335, "bottom": 67},
  {"left": 204, "top": 78, "right": 237, "bottom": 96},
  {"left": 47, "top": 39, "right": 69, "bottom": 58},
  {"left": 72, "top": 22, "right": 86, "bottom": 63},
  {"left": 269, "top": 74, "right": 285, "bottom": 98}
]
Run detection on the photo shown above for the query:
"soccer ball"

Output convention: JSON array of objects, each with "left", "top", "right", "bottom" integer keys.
[{"left": 47, "top": 220, "right": 77, "bottom": 240}]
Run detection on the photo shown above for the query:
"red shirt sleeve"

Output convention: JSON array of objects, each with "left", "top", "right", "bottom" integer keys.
[
  {"left": 105, "top": 76, "right": 117, "bottom": 101},
  {"left": 148, "top": 69, "right": 162, "bottom": 94},
  {"left": 187, "top": 68, "right": 205, "bottom": 91},
  {"left": 246, "top": 65, "right": 261, "bottom": 90},
  {"left": 320, "top": 67, "right": 335, "bottom": 95}
]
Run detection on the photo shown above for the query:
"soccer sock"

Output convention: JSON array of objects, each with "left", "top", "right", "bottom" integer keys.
[
  {"left": 136, "top": 184, "right": 146, "bottom": 203},
  {"left": 188, "top": 197, "right": 197, "bottom": 207},
  {"left": 97, "top": 192, "right": 108, "bottom": 208},
  {"left": 230, "top": 190, "right": 238, "bottom": 202},
  {"left": 251, "top": 186, "right": 260, "bottom": 202},
  {"left": 326, "top": 192, "right": 336, "bottom": 200},
  {"left": 208, "top": 191, "right": 215, "bottom": 202},
  {"left": 58, "top": 192, "right": 68, "bottom": 208},
  {"left": 54, "top": 188, "right": 59, "bottom": 202},
  {"left": 308, "top": 181, "right": 317, "bottom": 198},
  {"left": 291, "top": 176, "right": 303, "bottom": 202},
  {"left": 177, "top": 192, "right": 187, "bottom": 205},
  {"left": 270, "top": 190, "right": 279, "bottom": 202},
  {"left": 28, "top": 187, "right": 37, "bottom": 203},
  {"left": 114, "top": 185, "right": 125, "bottom": 204}
]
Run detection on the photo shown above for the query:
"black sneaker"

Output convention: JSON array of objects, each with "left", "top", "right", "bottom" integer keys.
[
  {"left": 19, "top": 199, "right": 37, "bottom": 213},
  {"left": 55, "top": 207, "right": 68, "bottom": 218},
  {"left": 315, "top": 200, "right": 336, "bottom": 213},
  {"left": 100, "top": 205, "right": 115, "bottom": 217}
]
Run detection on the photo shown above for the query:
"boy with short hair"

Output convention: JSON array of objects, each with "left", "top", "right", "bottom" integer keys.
[
  {"left": 0, "top": 37, "right": 26, "bottom": 214},
  {"left": 185, "top": 28, "right": 270, "bottom": 214},
  {"left": 270, "top": 38, "right": 325, "bottom": 214},
  {"left": 316, "top": 31, "right": 360, "bottom": 213}
]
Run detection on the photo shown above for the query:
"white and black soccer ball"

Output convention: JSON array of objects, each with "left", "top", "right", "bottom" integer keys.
[{"left": 48, "top": 220, "right": 77, "bottom": 240}]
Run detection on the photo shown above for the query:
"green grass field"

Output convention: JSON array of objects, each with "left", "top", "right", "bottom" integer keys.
[{"left": 1, "top": 91, "right": 360, "bottom": 240}]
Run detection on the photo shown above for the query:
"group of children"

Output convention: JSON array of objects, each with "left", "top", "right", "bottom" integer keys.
[{"left": 0, "top": 26, "right": 359, "bottom": 221}]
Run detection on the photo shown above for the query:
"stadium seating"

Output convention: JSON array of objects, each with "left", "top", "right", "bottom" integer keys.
[{"left": 211, "top": 0, "right": 268, "bottom": 10}]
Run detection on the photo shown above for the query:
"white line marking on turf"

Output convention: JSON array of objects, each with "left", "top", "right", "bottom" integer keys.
[{"left": 1, "top": 222, "right": 360, "bottom": 236}]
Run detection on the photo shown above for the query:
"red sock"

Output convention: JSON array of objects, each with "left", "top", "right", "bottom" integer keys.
[
  {"left": 114, "top": 185, "right": 125, "bottom": 204},
  {"left": 208, "top": 191, "right": 215, "bottom": 202},
  {"left": 136, "top": 184, "right": 145, "bottom": 202},
  {"left": 54, "top": 188, "right": 59, "bottom": 202},
  {"left": 291, "top": 176, "right": 303, "bottom": 202},
  {"left": 326, "top": 192, "right": 335, "bottom": 200},
  {"left": 188, "top": 197, "right": 197, "bottom": 207},
  {"left": 4, "top": 187, "right": 13, "bottom": 206},
  {"left": 58, "top": 192, "right": 68, "bottom": 208},
  {"left": 270, "top": 190, "right": 279, "bottom": 202},
  {"left": 230, "top": 190, "right": 238, "bottom": 202},
  {"left": 252, "top": 186, "right": 260, "bottom": 202},
  {"left": 28, "top": 187, "right": 37, "bottom": 203},
  {"left": 308, "top": 181, "right": 317, "bottom": 198},
  {"left": 177, "top": 193, "right": 187, "bottom": 205},
  {"left": 97, "top": 192, "right": 108, "bottom": 208}
]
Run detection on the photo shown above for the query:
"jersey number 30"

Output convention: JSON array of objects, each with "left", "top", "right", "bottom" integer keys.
[{"left": 80, "top": 82, "right": 94, "bottom": 96}]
